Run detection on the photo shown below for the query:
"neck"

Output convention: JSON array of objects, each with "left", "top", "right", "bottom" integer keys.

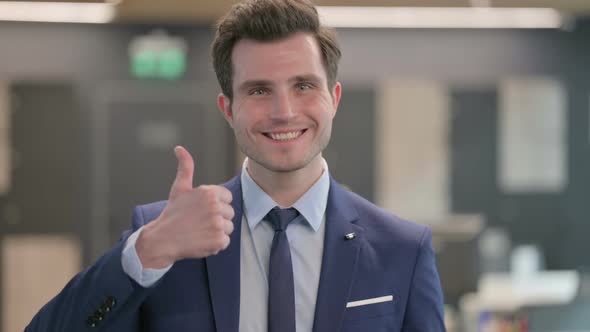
[{"left": 247, "top": 156, "right": 324, "bottom": 207}]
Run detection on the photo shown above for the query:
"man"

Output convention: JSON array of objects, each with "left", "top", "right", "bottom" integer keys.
[{"left": 27, "top": 0, "right": 445, "bottom": 331}]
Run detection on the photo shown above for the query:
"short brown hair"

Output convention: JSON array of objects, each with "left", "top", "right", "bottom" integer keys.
[{"left": 211, "top": 0, "right": 341, "bottom": 99}]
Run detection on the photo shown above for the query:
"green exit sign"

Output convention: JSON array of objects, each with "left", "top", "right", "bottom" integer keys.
[{"left": 129, "top": 30, "right": 187, "bottom": 80}]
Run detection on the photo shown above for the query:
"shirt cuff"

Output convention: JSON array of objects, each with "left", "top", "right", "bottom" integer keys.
[{"left": 121, "top": 226, "right": 173, "bottom": 288}]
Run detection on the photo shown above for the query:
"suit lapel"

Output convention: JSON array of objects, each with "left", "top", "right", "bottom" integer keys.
[
  {"left": 206, "top": 175, "right": 243, "bottom": 332},
  {"left": 312, "top": 177, "right": 364, "bottom": 332}
]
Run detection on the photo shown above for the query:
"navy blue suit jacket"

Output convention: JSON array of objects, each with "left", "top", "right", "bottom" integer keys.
[{"left": 27, "top": 175, "right": 445, "bottom": 331}]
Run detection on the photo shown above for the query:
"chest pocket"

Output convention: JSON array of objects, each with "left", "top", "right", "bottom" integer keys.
[
  {"left": 343, "top": 295, "right": 396, "bottom": 321},
  {"left": 340, "top": 295, "right": 400, "bottom": 332}
]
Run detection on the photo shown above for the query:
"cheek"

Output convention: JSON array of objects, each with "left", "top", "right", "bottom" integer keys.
[
  {"left": 234, "top": 100, "right": 267, "bottom": 122},
  {"left": 232, "top": 112, "right": 258, "bottom": 135},
  {"left": 304, "top": 94, "right": 336, "bottom": 122}
]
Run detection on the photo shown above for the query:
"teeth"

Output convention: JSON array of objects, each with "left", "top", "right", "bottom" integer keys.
[{"left": 268, "top": 131, "right": 303, "bottom": 141}]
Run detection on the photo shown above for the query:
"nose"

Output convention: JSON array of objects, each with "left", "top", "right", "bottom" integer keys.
[{"left": 270, "top": 90, "right": 295, "bottom": 122}]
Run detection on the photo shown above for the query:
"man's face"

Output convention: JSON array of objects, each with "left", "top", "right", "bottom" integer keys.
[{"left": 218, "top": 32, "right": 341, "bottom": 174}]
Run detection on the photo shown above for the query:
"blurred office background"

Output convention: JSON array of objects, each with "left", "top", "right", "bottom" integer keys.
[{"left": 0, "top": 0, "right": 589, "bottom": 331}]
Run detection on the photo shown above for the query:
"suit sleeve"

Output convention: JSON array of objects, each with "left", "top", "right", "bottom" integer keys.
[
  {"left": 401, "top": 227, "right": 446, "bottom": 332},
  {"left": 25, "top": 206, "right": 157, "bottom": 332}
]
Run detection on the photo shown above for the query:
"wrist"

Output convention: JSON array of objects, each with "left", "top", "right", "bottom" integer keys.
[{"left": 136, "top": 220, "right": 176, "bottom": 269}]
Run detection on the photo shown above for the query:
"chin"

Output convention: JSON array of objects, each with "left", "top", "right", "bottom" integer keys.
[
  {"left": 262, "top": 160, "right": 307, "bottom": 173},
  {"left": 252, "top": 154, "right": 317, "bottom": 174}
]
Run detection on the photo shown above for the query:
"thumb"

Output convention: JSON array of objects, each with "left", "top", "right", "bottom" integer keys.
[{"left": 169, "top": 146, "right": 194, "bottom": 199}]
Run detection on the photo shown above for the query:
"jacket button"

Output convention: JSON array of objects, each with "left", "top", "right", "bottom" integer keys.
[
  {"left": 105, "top": 296, "right": 116, "bottom": 308},
  {"left": 94, "top": 312, "right": 104, "bottom": 321},
  {"left": 100, "top": 303, "right": 111, "bottom": 313},
  {"left": 86, "top": 317, "right": 97, "bottom": 328}
]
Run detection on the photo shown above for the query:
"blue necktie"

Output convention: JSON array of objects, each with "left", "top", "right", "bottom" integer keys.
[{"left": 266, "top": 207, "right": 299, "bottom": 332}]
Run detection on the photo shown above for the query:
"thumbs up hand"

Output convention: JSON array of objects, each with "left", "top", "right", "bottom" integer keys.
[{"left": 136, "top": 146, "right": 235, "bottom": 269}]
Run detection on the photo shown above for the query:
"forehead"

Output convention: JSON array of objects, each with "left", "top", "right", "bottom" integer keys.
[{"left": 231, "top": 32, "right": 325, "bottom": 85}]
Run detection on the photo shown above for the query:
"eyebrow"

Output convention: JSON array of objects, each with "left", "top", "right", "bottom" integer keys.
[
  {"left": 290, "top": 74, "right": 321, "bottom": 84},
  {"left": 238, "top": 79, "right": 273, "bottom": 93},
  {"left": 237, "top": 74, "right": 323, "bottom": 92}
]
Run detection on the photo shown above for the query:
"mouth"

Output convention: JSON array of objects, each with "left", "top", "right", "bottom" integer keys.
[{"left": 262, "top": 129, "right": 307, "bottom": 142}]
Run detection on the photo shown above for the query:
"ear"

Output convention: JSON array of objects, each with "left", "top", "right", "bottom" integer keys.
[
  {"left": 217, "top": 93, "right": 234, "bottom": 127},
  {"left": 331, "top": 82, "right": 342, "bottom": 117}
]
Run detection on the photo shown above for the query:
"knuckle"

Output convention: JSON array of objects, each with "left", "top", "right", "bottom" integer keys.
[
  {"left": 225, "top": 189, "right": 233, "bottom": 202},
  {"left": 206, "top": 188, "right": 218, "bottom": 201},
  {"left": 225, "top": 205, "right": 235, "bottom": 218},
  {"left": 209, "top": 202, "right": 222, "bottom": 216},
  {"left": 211, "top": 234, "right": 226, "bottom": 250},
  {"left": 212, "top": 217, "right": 225, "bottom": 231},
  {"left": 220, "top": 235, "right": 230, "bottom": 250},
  {"left": 198, "top": 185, "right": 216, "bottom": 200},
  {"left": 206, "top": 236, "right": 224, "bottom": 255}
]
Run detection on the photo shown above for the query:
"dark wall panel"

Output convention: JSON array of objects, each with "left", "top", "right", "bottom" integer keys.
[{"left": 324, "top": 86, "right": 375, "bottom": 202}]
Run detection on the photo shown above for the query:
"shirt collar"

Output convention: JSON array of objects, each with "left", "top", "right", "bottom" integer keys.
[{"left": 240, "top": 158, "right": 330, "bottom": 232}]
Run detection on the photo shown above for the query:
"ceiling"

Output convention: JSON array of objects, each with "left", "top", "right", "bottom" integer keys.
[
  {"left": 112, "top": 0, "right": 590, "bottom": 23},
  {"left": 27, "top": 0, "right": 590, "bottom": 24}
]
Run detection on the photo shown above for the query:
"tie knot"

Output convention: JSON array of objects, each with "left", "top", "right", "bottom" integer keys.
[{"left": 265, "top": 207, "right": 299, "bottom": 232}]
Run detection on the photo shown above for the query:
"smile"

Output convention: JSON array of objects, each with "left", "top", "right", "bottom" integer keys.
[{"left": 263, "top": 130, "right": 306, "bottom": 141}]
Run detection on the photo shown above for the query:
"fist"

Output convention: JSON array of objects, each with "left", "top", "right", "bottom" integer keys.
[{"left": 136, "top": 146, "right": 235, "bottom": 269}]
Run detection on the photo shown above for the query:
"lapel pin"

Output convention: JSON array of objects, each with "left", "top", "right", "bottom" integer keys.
[{"left": 344, "top": 232, "right": 356, "bottom": 240}]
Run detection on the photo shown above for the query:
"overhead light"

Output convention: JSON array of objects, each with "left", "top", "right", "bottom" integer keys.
[
  {"left": 0, "top": 2, "right": 115, "bottom": 24},
  {"left": 317, "top": 7, "right": 563, "bottom": 29}
]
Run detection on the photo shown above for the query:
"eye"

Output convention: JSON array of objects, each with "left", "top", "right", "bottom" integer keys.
[
  {"left": 296, "top": 83, "right": 313, "bottom": 91},
  {"left": 249, "top": 88, "right": 268, "bottom": 96}
]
